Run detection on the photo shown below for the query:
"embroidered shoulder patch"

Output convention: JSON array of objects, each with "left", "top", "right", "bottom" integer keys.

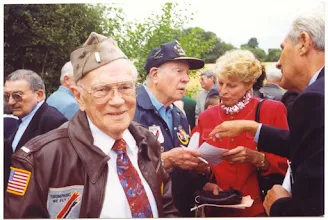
[
  {"left": 47, "top": 185, "right": 84, "bottom": 219},
  {"left": 6, "top": 167, "right": 31, "bottom": 196}
]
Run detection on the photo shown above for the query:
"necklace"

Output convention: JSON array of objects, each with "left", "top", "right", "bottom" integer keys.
[{"left": 221, "top": 91, "right": 252, "bottom": 115}]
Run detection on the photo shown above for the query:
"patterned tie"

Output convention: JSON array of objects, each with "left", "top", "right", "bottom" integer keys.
[{"left": 112, "top": 139, "right": 153, "bottom": 218}]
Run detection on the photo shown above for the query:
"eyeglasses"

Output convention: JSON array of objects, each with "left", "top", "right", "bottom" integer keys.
[
  {"left": 79, "top": 81, "right": 135, "bottom": 104},
  {"left": 4, "top": 92, "right": 23, "bottom": 103}
]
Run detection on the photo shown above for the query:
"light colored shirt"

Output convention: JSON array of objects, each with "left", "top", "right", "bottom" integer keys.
[
  {"left": 309, "top": 67, "right": 323, "bottom": 86},
  {"left": 195, "top": 90, "right": 208, "bottom": 123},
  {"left": 47, "top": 86, "right": 79, "bottom": 120},
  {"left": 143, "top": 85, "right": 174, "bottom": 136},
  {"left": 87, "top": 117, "right": 158, "bottom": 218},
  {"left": 254, "top": 66, "right": 323, "bottom": 143},
  {"left": 12, "top": 100, "right": 44, "bottom": 152},
  {"left": 195, "top": 85, "right": 217, "bottom": 125}
]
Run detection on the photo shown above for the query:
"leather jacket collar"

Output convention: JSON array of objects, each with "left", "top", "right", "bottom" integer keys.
[{"left": 67, "top": 111, "right": 151, "bottom": 183}]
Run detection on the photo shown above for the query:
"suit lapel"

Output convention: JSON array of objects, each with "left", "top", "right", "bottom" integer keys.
[{"left": 15, "top": 102, "right": 47, "bottom": 151}]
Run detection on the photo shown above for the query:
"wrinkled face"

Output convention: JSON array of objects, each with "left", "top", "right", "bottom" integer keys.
[
  {"left": 217, "top": 75, "right": 251, "bottom": 107},
  {"left": 276, "top": 36, "right": 301, "bottom": 91},
  {"left": 199, "top": 74, "right": 214, "bottom": 90},
  {"left": 155, "top": 60, "right": 190, "bottom": 105},
  {"left": 74, "top": 59, "right": 136, "bottom": 138},
  {"left": 4, "top": 80, "right": 43, "bottom": 117}
]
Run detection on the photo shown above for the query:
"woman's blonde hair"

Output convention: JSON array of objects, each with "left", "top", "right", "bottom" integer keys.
[{"left": 215, "top": 49, "right": 262, "bottom": 84}]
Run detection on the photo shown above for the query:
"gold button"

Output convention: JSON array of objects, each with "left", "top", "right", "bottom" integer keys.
[
  {"left": 230, "top": 138, "right": 234, "bottom": 142},
  {"left": 230, "top": 116, "right": 234, "bottom": 120}
]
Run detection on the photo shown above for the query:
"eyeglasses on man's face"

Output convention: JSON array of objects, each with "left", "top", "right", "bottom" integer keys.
[
  {"left": 4, "top": 92, "right": 24, "bottom": 103},
  {"left": 79, "top": 81, "right": 135, "bottom": 104}
]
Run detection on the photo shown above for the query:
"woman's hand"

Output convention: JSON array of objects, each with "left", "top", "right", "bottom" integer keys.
[
  {"left": 222, "top": 146, "right": 264, "bottom": 166},
  {"left": 202, "top": 182, "right": 223, "bottom": 195}
]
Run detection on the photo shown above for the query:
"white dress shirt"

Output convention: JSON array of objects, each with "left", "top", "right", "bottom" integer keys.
[
  {"left": 87, "top": 117, "right": 158, "bottom": 218},
  {"left": 12, "top": 100, "right": 44, "bottom": 152}
]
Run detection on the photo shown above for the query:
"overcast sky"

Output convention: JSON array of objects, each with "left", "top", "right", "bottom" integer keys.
[{"left": 117, "top": 0, "right": 325, "bottom": 52}]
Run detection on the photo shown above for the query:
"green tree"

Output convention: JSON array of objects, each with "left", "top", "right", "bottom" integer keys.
[
  {"left": 116, "top": 2, "right": 216, "bottom": 81},
  {"left": 4, "top": 4, "right": 124, "bottom": 95},
  {"left": 265, "top": 48, "right": 281, "bottom": 62},
  {"left": 241, "top": 37, "right": 267, "bottom": 61},
  {"left": 200, "top": 31, "right": 235, "bottom": 63}
]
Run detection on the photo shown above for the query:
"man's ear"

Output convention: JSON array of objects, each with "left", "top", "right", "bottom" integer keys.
[
  {"left": 36, "top": 89, "right": 45, "bottom": 101},
  {"left": 298, "top": 32, "right": 311, "bottom": 56},
  {"left": 149, "top": 67, "right": 159, "bottom": 85},
  {"left": 70, "top": 85, "right": 85, "bottom": 111},
  {"left": 63, "top": 75, "right": 69, "bottom": 86}
]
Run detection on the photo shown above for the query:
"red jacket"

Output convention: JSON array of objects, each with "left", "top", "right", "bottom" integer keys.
[{"left": 198, "top": 97, "right": 289, "bottom": 217}]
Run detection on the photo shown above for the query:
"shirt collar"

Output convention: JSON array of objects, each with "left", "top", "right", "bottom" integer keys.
[
  {"left": 21, "top": 100, "right": 44, "bottom": 123},
  {"left": 309, "top": 66, "right": 324, "bottom": 86},
  {"left": 143, "top": 84, "right": 173, "bottom": 111},
  {"left": 87, "top": 116, "right": 137, "bottom": 156},
  {"left": 58, "top": 85, "right": 73, "bottom": 96}
]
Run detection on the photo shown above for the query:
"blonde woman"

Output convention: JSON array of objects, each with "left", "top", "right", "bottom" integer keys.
[{"left": 198, "top": 50, "right": 288, "bottom": 216}]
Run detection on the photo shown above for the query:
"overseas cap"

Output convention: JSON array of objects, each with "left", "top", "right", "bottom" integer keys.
[
  {"left": 70, "top": 32, "right": 127, "bottom": 82},
  {"left": 144, "top": 40, "right": 205, "bottom": 73}
]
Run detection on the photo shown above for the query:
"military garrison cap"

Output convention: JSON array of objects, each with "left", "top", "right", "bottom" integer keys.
[{"left": 70, "top": 32, "right": 127, "bottom": 82}]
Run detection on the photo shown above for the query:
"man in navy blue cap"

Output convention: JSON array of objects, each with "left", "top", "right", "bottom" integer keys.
[{"left": 134, "top": 40, "right": 220, "bottom": 216}]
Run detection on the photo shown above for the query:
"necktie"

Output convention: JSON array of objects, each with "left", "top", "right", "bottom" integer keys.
[{"left": 112, "top": 139, "right": 153, "bottom": 218}]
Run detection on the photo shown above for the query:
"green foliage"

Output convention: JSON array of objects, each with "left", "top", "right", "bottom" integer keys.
[
  {"left": 265, "top": 48, "right": 282, "bottom": 62},
  {"left": 115, "top": 2, "right": 217, "bottom": 81},
  {"left": 4, "top": 4, "right": 276, "bottom": 97},
  {"left": 201, "top": 31, "right": 235, "bottom": 63},
  {"left": 4, "top": 4, "right": 123, "bottom": 95},
  {"left": 185, "top": 85, "right": 201, "bottom": 99},
  {"left": 240, "top": 37, "right": 281, "bottom": 62}
]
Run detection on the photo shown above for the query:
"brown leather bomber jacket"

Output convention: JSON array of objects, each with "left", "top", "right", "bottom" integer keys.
[{"left": 4, "top": 111, "right": 179, "bottom": 218}]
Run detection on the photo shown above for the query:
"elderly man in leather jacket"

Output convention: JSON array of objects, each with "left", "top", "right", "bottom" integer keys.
[{"left": 4, "top": 32, "right": 179, "bottom": 218}]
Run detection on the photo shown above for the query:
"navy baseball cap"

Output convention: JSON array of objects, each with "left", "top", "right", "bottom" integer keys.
[{"left": 144, "top": 40, "right": 205, "bottom": 73}]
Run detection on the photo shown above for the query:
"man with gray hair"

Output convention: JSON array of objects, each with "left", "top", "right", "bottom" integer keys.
[
  {"left": 208, "top": 8, "right": 324, "bottom": 216},
  {"left": 47, "top": 61, "right": 79, "bottom": 119},
  {"left": 195, "top": 69, "right": 217, "bottom": 124},
  {"left": 258, "top": 63, "right": 286, "bottom": 101},
  {"left": 5, "top": 33, "right": 178, "bottom": 218},
  {"left": 4, "top": 69, "right": 67, "bottom": 190}
]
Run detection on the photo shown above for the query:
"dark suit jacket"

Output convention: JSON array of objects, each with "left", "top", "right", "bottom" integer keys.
[
  {"left": 281, "top": 91, "right": 299, "bottom": 124},
  {"left": 4, "top": 102, "right": 67, "bottom": 189},
  {"left": 258, "top": 68, "right": 324, "bottom": 216},
  {"left": 4, "top": 116, "right": 19, "bottom": 139}
]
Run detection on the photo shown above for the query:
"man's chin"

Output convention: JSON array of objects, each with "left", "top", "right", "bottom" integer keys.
[{"left": 12, "top": 111, "right": 23, "bottom": 117}]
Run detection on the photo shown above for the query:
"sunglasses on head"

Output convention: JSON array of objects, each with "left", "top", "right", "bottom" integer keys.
[{"left": 4, "top": 92, "right": 23, "bottom": 102}]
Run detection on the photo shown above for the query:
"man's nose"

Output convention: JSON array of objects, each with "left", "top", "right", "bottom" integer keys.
[
  {"left": 109, "top": 89, "right": 125, "bottom": 105},
  {"left": 276, "top": 60, "right": 282, "bottom": 70},
  {"left": 7, "top": 96, "right": 16, "bottom": 105},
  {"left": 182, "top": 73, "right": 190, "bottom": 83}
]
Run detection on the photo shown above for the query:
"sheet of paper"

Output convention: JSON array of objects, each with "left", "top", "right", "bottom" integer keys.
[
  {"left": 190, "top": 195, "right": 254, "bottom": 211},
  {"left": 197, "top": 142, "right": 228, "bottom": 165},
  {"left": 188, "top": 132, "right": 199, "bottom": 150},
  {"left": 282, "top": 162, "right": 292, "bottom": 194}
]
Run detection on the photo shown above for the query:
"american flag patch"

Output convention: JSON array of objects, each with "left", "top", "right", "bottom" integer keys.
[{"left": 6, "top": 167, "right": 31, "bottom": 196}]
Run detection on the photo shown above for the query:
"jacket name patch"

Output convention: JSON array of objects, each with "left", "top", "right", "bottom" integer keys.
[{"left": 47, "top": 185, "right": 84, "bottom": 218}]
